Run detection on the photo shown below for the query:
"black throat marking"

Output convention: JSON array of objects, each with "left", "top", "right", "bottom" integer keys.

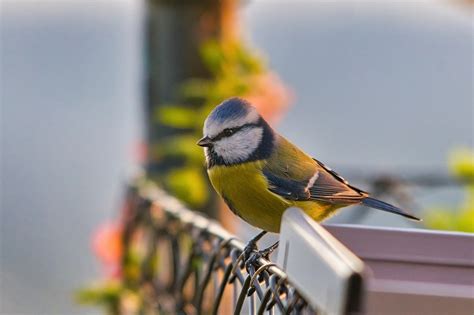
[{"left": 206, "top": 118, "right": 275, "bottom": 168}]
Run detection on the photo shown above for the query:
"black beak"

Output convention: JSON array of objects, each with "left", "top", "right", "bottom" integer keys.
[{"left": 197, "top": 136, "right": 213, "bottom": 147}]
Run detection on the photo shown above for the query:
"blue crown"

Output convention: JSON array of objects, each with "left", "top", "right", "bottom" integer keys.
[{"left": 209, "top": 97, "right": 253, "bottom": 122}]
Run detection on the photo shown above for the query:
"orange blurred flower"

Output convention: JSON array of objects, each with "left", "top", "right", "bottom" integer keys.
[
  {"left": 92, "top": 220, "right": 123, "bottom": 278},
  {"left": 244, "top": 72, "right": 293, "bottom": 124}
]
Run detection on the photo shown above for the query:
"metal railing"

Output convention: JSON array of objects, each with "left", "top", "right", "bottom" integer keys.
[
  {"left": 114, "top": 177, "right": 472, "bottom": 315},
  {"left": 120, "top": 180, "right": 317, "bottom": 314}
]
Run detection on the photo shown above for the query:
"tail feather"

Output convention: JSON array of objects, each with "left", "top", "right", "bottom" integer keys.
[{"left": 362, "top": 197, "right": 421, "bottom": 221}]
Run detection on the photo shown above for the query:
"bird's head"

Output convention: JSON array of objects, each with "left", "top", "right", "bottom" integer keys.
[{"left": 198, "top": 97, "right": 275, "bottom": 167}]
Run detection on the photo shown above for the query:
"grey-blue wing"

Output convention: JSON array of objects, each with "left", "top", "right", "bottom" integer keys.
[
  {"left": 263, "top": 158, "right": 367, "bottom": 204},
  {"left": 263, "top": 169, "right": 310, "bottom": 201}
]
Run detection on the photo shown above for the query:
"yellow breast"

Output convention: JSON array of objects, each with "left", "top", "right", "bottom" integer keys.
[{"left": 208, "top": 162, "right": 338, "bottom": 232}]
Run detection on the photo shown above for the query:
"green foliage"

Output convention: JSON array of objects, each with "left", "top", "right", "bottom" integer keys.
[
  {"left": 150, "top": 40, "right": 268, "bottom": 211},
  {"left": 200, "top": 40, "right": 264, "bottom": 76},
  {"left": 78, "top": 282, "right": 151, "bottom": 315},
  {"left": 449, "top": 148, "right": 474, "bottom": 181},
  {"left": 156, "top": 106, "right": 200, "bottom": 129},
  {"left": 76, "top": 281, "right": 123, "bottom": 315},
  {"left": 122, "top": 248, "right": 142, "bottom": 285},
  {"left": 424, "top": 148, "right": 474, "bottom": 233},
  {"left": 166, "top": 167, "right": 209, "bottom": 207},
  {"left": 183, "top": 40, "right": 265, "bottom": 105},
  {"left": 151, "top": 135, "right": 203, "bottom": 164}
]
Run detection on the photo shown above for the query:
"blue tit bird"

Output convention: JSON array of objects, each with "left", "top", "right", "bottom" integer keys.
[{"left": 197, "top": 97, "right": 420, "bottom": 253}]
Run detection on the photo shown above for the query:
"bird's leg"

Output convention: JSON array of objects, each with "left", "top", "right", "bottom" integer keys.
[
  {"left": 258, "top": 241, "right": 279, "bottom": 259},
  {"left": 243, "top": 230, "right": 267, "bottom": 262},
  {"left": 245, "top": 241, "right": 280, "bottom": 268},
  {"left": 243, "top": 232, "right": 280, "bottom": 268}
]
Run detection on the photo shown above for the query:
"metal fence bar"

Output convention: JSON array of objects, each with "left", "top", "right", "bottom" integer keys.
[{"left": 122, "top": 180, "right": 318, "bottom": 314}]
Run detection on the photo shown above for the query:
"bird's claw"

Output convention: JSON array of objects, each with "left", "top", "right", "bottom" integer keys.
[
  {"left": 243, "top": 240, "right": 280, "bottom": 270},
  {"left": 245, "top": 250, "right": 263, "bottom": 269},
  {"left": 260, "top": 241, "right": 279, "bottom": 259},
  {"left": 242, "top": 230, "right": 267, "bottom": 262},
  {"left": 243, "top": 240, "right": 259, "bottom": 263}
]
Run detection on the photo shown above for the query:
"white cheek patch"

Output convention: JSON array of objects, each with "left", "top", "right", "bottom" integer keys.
[
  {"left": 204, "top": 109, "right": 260, "bottom": 138},
  {"left": 213, "top": 127, "right": 264, "bottom": 163}
]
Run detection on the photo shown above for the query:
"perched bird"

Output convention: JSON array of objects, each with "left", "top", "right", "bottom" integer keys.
[{"left": 197, "top": 98, "right": 420, "bottom": 252}]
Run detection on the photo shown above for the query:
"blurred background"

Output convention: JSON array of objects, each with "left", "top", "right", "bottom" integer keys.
[{"left": 1, "top": 0, "right": 472, "bottom": 314}]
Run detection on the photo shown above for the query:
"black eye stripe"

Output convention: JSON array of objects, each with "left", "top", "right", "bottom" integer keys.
[{"left": 211, "top": 123, "right": 260, "bottom": 141}]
